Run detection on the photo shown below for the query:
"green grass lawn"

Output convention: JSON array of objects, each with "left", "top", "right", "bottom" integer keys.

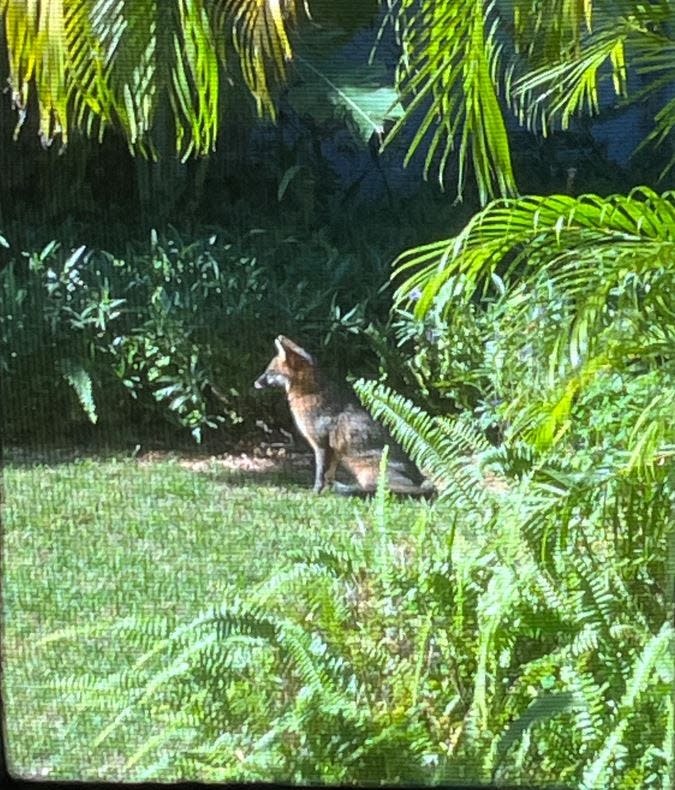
[{"left": 2, "top": 448, "right": 435, "bottom": 781}]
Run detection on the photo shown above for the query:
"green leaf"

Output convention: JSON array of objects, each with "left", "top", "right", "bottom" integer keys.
[
  {"left": 495, "top": 691, "right": 575, "bottom": 760},
  {"left": 287, "top": 41, "right": 404, "bottom": 142},
  {"left": 58, "top": 359, "right": 98, "bottom": 423},
  {"left": 277, "top": 165, "right": 307, "bottom": 202}
]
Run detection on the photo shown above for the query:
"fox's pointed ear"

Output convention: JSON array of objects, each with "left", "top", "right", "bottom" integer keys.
[{"left": 277, "top": 335, "right": 315, "bottom": 366}]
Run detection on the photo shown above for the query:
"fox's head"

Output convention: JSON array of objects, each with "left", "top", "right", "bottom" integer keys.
[{"left": 254, "top": 335, "right": 317, "bottom": 392}]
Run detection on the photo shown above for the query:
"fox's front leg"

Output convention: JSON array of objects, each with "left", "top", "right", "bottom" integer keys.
[{"left": 313, "top": 447, "right": 337, "bottom": 493}]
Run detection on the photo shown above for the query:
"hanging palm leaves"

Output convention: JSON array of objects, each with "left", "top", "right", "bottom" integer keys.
[
  {"left": 393, "top": 187, "right": 675, "bottom": 313},
  {"left": 213, "top": 0, "right": 299, "bottom": 119},
  {"left": 509, "top": 2, "right": 672, "bottom": 136},
  {"left": 1, "top": 1, "right": 673, "bottom": 199},
  {"left": 0, "top": 0, "right": 303, "bottom": 156},
  {"left": 2, "top": 0, "right": 70, "bottom": 145},
  {"left": 383, "top": 0, "right": 674, "bottom": 201},
  {"left": 382, "top": 0, "right": 517, "bottom": 203}
]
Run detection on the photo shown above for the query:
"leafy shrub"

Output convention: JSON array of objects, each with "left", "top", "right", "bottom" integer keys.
[
  {"left": 366, "top": 296, "right": 493, "bottom": 416},
  {"left": 392, "top": 188, "right": 675, "bottom": 451},
  {"left": 0, "top": 226, "right": 389, "bottom": 442}
]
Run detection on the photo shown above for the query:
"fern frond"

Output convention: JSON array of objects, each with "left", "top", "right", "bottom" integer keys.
[
  {"left": 354, "top": 379, "right": 492, "bottom": 513},
  {"left": 569, "top": 624, "right": 601, "bottom": 658},
  {"left": 580, "top": 622, "right": 674, "bottom": 790},
  {"left": 494, "top": 691, "right": 575, "bottom": 765},
  {"left": 275, "top": 621, "right": 358, "bottom": 718},
  {"left": 469, "top": 563, "right": 526, "bottom": 732},
  {"left": 563, "top": 667, "right": 607, "bottom": 748}
]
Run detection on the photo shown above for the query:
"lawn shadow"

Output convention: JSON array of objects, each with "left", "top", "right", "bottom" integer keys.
[
  {"left": 4, "top": 442, "right": 434, "bottom": 499},
  {"left": 172, "top": 446, "right": 318, "bottom": 492},
  {"left": 175, "top": 447, "right": 386, "bottom": 495}
]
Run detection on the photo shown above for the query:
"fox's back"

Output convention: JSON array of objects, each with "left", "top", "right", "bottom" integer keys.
[
  {"left": 290, "top": 378, "right": 422, "bottom": 479},
  {"left": 286, "top": 373, "right": 357, "bottom": 451}
]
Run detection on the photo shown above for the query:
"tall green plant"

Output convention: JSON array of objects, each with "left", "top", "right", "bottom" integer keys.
[
  {"left": 392, "top": 187, "right": 675, "bottom": 465},
  {"left": 384, "top": 0, "right": 675, "bottom": 199}
]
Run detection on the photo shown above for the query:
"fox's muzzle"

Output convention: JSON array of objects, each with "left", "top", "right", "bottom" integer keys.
[{"left": 254, "top": 370, "right": 288, "bottom": 390}]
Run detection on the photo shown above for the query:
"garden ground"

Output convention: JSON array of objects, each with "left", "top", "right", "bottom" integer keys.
[{"left": 2, "top": 444, "right": 442, "bottom": 781}]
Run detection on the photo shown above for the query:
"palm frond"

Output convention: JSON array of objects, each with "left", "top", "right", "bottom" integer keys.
[
  {"left": 512, "top": 35, "right": 628, "bottom": 134},
  {"left": 214, "top": 0, "right": 301, "bottom": 119},
  {"left": 65, "top": 0, "right": 160, "bottom": 153},
  {"left": 3, "top": 0, "right": 69, "bottom": 144},
  {"left": 393, "top": 190, "right": 675, "bottom": 365},
  {"left": 383, "top": 0, "right": 516, "bottom": 203},
  {"left": 508, "top": 0, "right": 594, "bottom": 61},
  {"left": 631, "top": 31, "right": 675, "bottom": 162},
  {"left": 172, "top": 0, "right": 220, "bottom": 158},
  {"left": 509, "top": 1, "right": 673, "bottom": 136},
  {"left": 2, "top": 0, "right": 304, "bottom": 152}
]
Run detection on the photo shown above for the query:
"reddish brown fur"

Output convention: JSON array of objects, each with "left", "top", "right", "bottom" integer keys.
[{"left": 254, "top": 335, "right": 432, "bottom": 496}]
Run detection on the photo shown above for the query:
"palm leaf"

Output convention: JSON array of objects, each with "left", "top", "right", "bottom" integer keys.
[
  {"left": 2, "top": 0, "right": 305, "bottom": 152},
  {"left": 65, "top": 0, "right": 160, "bottom": 152},
  {"left": 383, "top": 0, "right": 517, "bottom": 203},
  {"left": 286, "top": 39, "right": 404, "bottom": 143},
  {"left": 392, "top": 188, "right": 675, "bottom": 458},
  {"left": 214, "top": 0, "right": 301, "bottom": 119},
  {"left": 2, "top": 0, "right": 69, "bottom": 144},
  {"left": 512, "top": 35, "right": 627, "bottom": 134},
  {"left": 393, "top": 188, "right": 675, "bottom": 315},
  {"left": 508, "top": 0, "right": 595, "bottom": 62},
  {"left": 509, "top": 0, "right": 674, "bottom": 166}
]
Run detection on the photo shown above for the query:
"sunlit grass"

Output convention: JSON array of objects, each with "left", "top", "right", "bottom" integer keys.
[{"left": 2, "top": 450, "right": 431, "bottom": 780}]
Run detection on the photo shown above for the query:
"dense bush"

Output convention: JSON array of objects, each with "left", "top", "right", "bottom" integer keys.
[{"left": 0, "top": 226, "right": 393, "bottom": 443}]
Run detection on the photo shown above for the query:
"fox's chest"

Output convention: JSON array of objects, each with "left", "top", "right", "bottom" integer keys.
[{"left": 286, "top": 392, "right": 337, "bottom": 448}]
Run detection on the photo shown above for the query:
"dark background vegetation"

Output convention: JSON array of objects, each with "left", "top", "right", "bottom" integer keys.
[{"left": 0, "top": 7, "right": 666, "bottom": 449}]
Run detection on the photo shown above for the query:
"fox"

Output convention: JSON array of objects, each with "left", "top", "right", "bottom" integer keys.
[{"left": 254, "top": 335, "right": 433, "bottom": 496}]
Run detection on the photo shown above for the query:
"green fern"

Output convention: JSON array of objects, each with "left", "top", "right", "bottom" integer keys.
[
  {"left": 580, "top": 622, "right": 674, "bottom": 790},
  {"left": 354, "top": 379, "right": 492, "bottom": 513},
  {"left": 494, "top": 691, "right": 575, "bottom": 768}
]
